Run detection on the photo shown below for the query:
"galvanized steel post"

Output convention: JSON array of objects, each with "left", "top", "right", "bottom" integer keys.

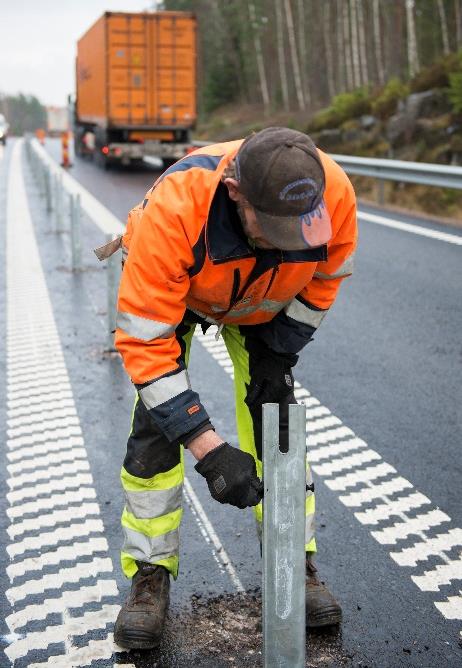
[
  {"left": 45, "top": 168, "right": 52, "bottom": 213},
  {"left": 70, "top": 194, "right": 82, "bottom": 271},
  {"left": 56, "top": 174, "right": 65, "bottom": 231},
  {"left": 106, "top": 233, "right": 121, "bottom": 351},
  {"left": 262, "top": 402, "right": 307, "bottom": 668}
]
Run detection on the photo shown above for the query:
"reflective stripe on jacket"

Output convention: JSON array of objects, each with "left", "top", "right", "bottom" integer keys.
[{"left": 115, "top": 140, "right": 357, "bottom": 444}]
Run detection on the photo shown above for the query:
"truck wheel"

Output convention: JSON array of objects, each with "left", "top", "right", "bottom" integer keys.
[{"left": 96, "top": 149, "right": 110, "bottom": 170}]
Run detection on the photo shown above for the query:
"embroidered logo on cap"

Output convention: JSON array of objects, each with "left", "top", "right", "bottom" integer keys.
[
  {"left": 187, "top": 404, "right": 200, "bottom": 415},
  {"left": 299, "top": 200, "right": 332, "bottom": 248},
  {"left": 279, "top": 177, "right": 318, "bottom": 202}
]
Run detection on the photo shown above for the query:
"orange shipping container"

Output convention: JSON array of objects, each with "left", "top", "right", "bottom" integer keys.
[{"left": 76, "top": 11, "right": 196, "bottom": 130}]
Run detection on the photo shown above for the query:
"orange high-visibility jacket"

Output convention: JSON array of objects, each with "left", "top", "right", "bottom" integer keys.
[{"left": 115, "top": 139, "right": 357, "bottom": 444}]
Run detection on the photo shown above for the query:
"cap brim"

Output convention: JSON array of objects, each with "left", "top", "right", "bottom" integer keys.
[{"left": 255, "top": 200, "right": 332, "bottom": 251}]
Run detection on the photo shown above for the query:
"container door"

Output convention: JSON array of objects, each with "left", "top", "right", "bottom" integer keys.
[
  {"left": 149, "top": 14, "right": 196, "bottom": 128},
  {"left": 107, "top": 14, "right": 149, "bottom": 126}
]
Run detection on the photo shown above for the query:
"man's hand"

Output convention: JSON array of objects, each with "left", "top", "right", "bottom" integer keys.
[{"left": 195, "top": 442, "right": 263, "bottom": 509}]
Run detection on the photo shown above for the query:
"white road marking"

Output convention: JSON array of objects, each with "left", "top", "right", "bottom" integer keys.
[
  {"left": 4, "top": 141, "right": 123, "bottom": 666},
  {"left": 309, "top": 437, "right": 368, "bottom": 463},
  {"left": 435, "top": 593, "right": 462, "bottom": 619},
  {"left": 7, "top": 459, "right": 90, "bottom": 488},
  {"left": 390, "top": 529, "right": 462, "bottom": 568},
  {"left": 28, "top": 633, "right": 124, "bottom": 668},
  {"left": 4, "top": 605, "right": 120, "bottom": 662},
  {"left": 307, "top": 425, "right": 355, "bottom": 446},
  {"left": 7, "top": 448, "right": 88, "bottom": 474},
  {"left": 324, "top": 462, "right": 397, "bottom": 491},
  {"left": 355, "top": 492, "right": 431, "bottom": 525},
  {"left": 311, "top": 448, "right": 380, "bottom": 477},
  {"left": 7, "top": 391, "right": 74, "bottom": 411},
  {"left": 6, "top": 581, "right": 119, "bottom": 631},
  {"left": 305, "top": 415, "right": 342, "bottom": 432},
  {"left": 6, "top": 558, "right": 113, "bottom": 604},
  {"left": 184, "top": 478, "right": 245, "bottom": 592},
  {"left": 7, "top": 473, "right": 94, "bottom": 504},
  {"left": 359, "top": 210, "right": 462, "bottom": 245},
  {"left": 7, "top": 415, "right": 80, "bottom": 438},
  {"left": 412, "top": 561, "right": 462, "bottom": 592},
  {"left": 6, "top": 425, "right": 83, "bottom": 449},
  {"left": 7, "top": 405, "right": 77, "bottom": 429},
  {"left": 7, "top": 436, "right": 84, "bottom": 462},
  {"left": 7, "top": 537, "right": 109, "bottom": 580},
  {"left": 7, "top": 502, "right": 101, "bottom": 538},
  {"left": 196, "top": 327, "right": 462, "bottom": 630},
  {"left": 7, "top": 519, "right": 106, "bottom": 558},
  {"left": 371, "top": 510, "right": 450, "bottom": 545},
  {"left": 7, "top": 488, "right": 97, "bottom": 519},
  {"left": 340, "top": 477, "right": 413, "bottom": 507}
]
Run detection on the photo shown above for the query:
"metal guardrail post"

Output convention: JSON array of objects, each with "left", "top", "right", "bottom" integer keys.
[
  {"left": 106, "top": 234, "right": 121, "bottom": 351},
  {"left": 70, "top": 194, "right": 82, "bottom": 271},
  {"left": 45, "top": 168, "right": 52, "bottom": 213},
  {"left": 262, "top": 402, "right": 307, "bottom": 668},
  {"left": 377, "top": 179, "right": 385, "bottom": 206},
  {"left": 55, "top": 174, "right": 63, "bottom": 231},
  {"left": 38, "top": 157, "right": 45, "bottom": 197}
]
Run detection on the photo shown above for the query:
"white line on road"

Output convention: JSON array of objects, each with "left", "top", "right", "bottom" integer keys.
[
  {"left": 3, "top": 141, "right": 127, "bottom": 666},
  {"left": 358, "top": 210, "right": 462, "bottom": 245},
  {"left": 7, "top": 537, "right": 109, "bottom": 581},
  {"left": 183, "top": 478, "right": 245, "bottom": 592}
]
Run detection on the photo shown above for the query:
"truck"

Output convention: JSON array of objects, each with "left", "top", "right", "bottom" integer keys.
[
  {"left": 46, "top": 106, "right": 70, "bottom": 137},
  {"left": 74, "top": 11, "right": 197, "bottom": 168}
]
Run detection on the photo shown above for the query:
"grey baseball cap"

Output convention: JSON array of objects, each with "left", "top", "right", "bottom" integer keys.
[{"left": 235, "top": 127, "right": 332, "bottom": 250}]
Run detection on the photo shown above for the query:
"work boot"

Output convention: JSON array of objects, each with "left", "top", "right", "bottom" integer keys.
[
  {"left": 306, "top": 554, "right": 342, "bottom": 628},
  {"left": 114, "top": 562, "right": 170, "bottom": 649}
]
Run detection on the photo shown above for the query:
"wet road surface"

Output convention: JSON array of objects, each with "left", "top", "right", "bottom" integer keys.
[{"left": 0, "top": 138, "right": 461, "bottom": 667}]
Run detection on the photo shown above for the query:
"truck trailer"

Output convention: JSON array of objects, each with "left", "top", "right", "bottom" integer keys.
[
  {"left": 75, "top": 11, "right": 196, "bottom": 168},
  {"left": 46, "top": 107, "right": 70, "bottom": 137}
]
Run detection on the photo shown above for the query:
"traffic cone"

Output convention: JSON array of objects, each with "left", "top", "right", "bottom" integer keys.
[{"left": 61, "top": 131, "right": 72, "bottom": 168}]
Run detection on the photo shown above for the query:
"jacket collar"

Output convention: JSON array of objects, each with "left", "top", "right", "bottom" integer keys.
[{"left": 206, "top": 182, "right": 328, "bottom": 264}]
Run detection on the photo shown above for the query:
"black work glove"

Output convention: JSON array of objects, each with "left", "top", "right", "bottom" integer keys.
[
  {"left": 245, "top": 342, "right": 298, "bottom": 407},
  {"left": 195, "top": 442, "right": 264, "bottom": 509}
]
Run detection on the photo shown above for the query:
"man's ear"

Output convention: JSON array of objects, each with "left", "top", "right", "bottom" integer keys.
[{"left": 223, "top": 177, "right": 240, "bottom": 202}]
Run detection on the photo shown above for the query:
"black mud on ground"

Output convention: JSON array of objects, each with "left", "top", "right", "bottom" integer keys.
[{"left": 120, "top": 589, "right": 355, "bottom": 667}]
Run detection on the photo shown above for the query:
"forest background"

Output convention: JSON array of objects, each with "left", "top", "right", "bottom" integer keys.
[{"left": 2, "top": 0, "right": 462, "bottom": 218}]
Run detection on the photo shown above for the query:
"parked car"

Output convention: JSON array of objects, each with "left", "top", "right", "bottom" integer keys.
[{"left": 0, "top": 114, "right": 8, "bottom": 145}]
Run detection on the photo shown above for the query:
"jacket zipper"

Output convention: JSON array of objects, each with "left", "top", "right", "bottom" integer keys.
[
  {"left": 263, "top": 264, "right": 279, "bottom": 298},
  {"left": 227, "top": 268, "right": 241, "bottom": 311}
]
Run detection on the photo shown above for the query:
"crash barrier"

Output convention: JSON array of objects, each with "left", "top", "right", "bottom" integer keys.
[
  {"left": 192, "top": 138, "right": 462, "bottom": 204},
  {"left": 262, "top": 403, "right": 307, "bottom": 668},
  {"left": 25, "top": 137, "right": 124, "bottom": 350},
  {"left": 331, "top": 153, "right": 462, "bottom": 205}
]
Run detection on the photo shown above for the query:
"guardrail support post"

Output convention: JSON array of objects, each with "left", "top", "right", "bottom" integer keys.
[
  {"left": 106, "top": 234, "right": 121, "bottom": 351},
  {"left": 54, "top": 174, "right": 64, "bottom": 232},
  {"left": 70, "top": 194, "right": 82, "bottom": 271},
  {"left": 262, "top": 402, "right": 307, "bottom": 668},
  {"left": 377, "top": 179, "right": 385, "bottom": 206},
  {"left": 45, "top": 168, "right": 52, "bottom": 213}
]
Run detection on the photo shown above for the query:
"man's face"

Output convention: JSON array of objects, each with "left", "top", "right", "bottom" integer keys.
[{"left": 224, "top": 177, "right": 277, "bottom": 250}]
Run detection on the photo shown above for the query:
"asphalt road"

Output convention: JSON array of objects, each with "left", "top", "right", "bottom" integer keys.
[{"left": 0, "top": 138, "right": 461, "bottom": 667}]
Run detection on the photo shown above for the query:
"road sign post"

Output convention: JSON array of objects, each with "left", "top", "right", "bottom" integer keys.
[{"left": 262, "top": 402, "right": 307, "bottom": 668}]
